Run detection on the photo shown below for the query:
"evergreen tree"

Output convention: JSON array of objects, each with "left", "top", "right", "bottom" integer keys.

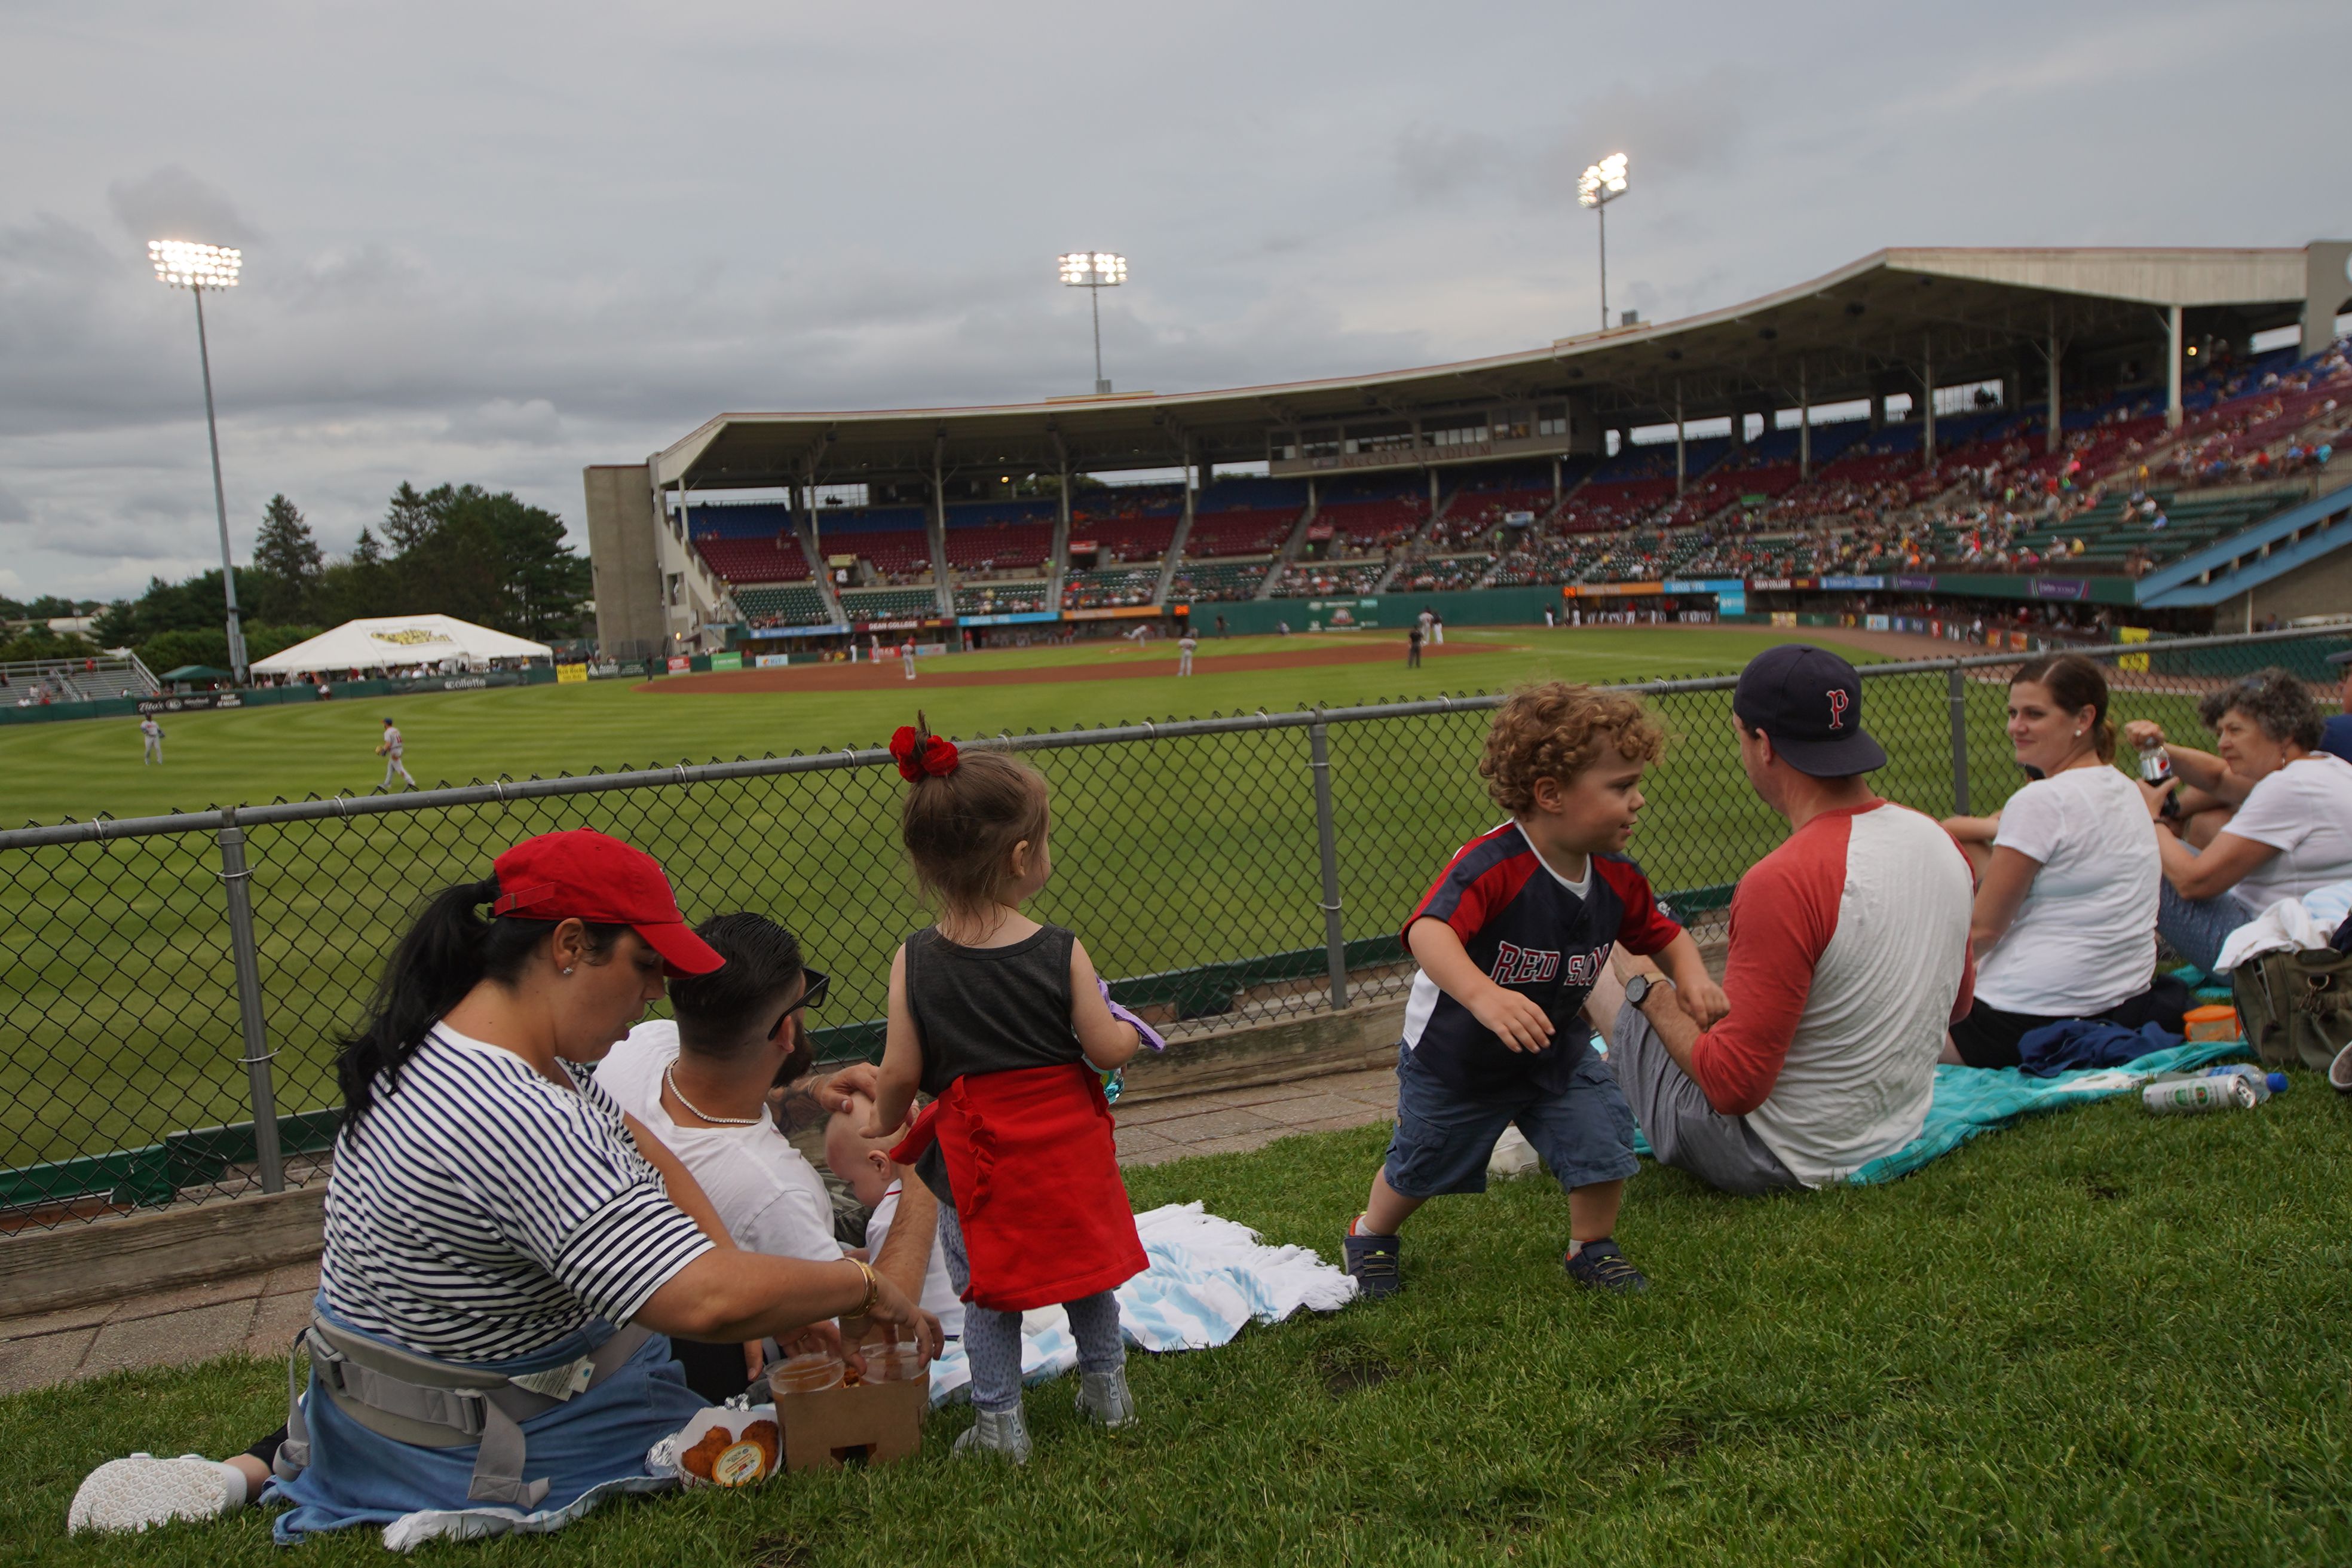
[
  {"left": 252, "top": 494, "right": 324, "bottom": 621},
  {"left": 383, "top": 482, "right": 437, "bottom": 553},
  {"left": 351, "top": 526, "right": 384, "bottom": 566}
]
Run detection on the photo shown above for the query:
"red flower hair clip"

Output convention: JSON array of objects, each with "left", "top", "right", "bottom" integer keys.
[{"left": 889, "top": 725, "right": 959, "bottom": 782}]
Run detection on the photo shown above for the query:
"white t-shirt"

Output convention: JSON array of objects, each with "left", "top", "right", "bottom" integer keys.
[
  {"left": 866, "top": 1184, "right": 964, "bottom": 1337},
  {"left": 1979, "top": 765, "right": 2161, "bottom": 1015},
  {"left": 2224, "top": 753, "right": 2352, "bottom": 908},
  {"left": 595, "top": 1021, "right": 843, "bottom": 1264}
]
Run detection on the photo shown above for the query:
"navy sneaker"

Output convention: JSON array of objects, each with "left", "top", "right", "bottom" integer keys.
[
  {"left": 1343, "top": 1228, "right": 1403, "bottom": 1299},
  {"left": 1564, "top": 1239, "right": 1649, "bottom": 1294}
]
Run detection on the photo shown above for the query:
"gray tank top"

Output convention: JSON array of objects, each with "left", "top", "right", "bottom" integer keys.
[
  {"left": 905, "top": 923, "right": 1085, "bottom": 1205},
  {"left": 906, "top": 923, "right": 1083, "bottom": 1096}
]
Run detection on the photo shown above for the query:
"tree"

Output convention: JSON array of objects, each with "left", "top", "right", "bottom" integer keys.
[
  {"left": 252, "top": 494, "right": 324, "bottom": 622},
  {"left": 351, "top": 526, "right": 384, "bottom": 566},
  {"left": 383, "top": 482, "right": 437, "bottom": 553}
]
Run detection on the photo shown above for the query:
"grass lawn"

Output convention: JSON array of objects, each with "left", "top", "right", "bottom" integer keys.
[
  {"left": 9, "top": 1085, "right": 2351, "bottom": 1566},
  {"left": 0, "top": 624, "right": 2238, "bottom": 1181}
]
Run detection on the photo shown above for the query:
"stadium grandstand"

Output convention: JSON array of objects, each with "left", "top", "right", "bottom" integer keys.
[{"left": 586, "top": 243, "right": 2352, "bottom": 655}]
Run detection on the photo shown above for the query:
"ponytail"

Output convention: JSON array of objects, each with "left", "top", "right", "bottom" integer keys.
[{"left": 337, "top": 877, "right": 620, "bottom": 1133}]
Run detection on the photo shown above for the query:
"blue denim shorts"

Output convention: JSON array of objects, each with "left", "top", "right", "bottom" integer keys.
[{"left": 1381, "top": 1042, "right": 1640, "bottom": 1198}]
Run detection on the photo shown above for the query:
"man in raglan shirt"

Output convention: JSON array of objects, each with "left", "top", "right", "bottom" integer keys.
[{"left": 1597, "top": 644, "right": 1976, "bottom": 1193}]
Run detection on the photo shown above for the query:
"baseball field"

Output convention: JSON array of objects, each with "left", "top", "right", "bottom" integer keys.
[{"left": 0, "top": 624, "right": 2215, "bottom": 1190}]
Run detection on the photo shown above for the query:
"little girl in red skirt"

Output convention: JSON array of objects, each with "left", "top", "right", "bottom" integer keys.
[{"left": 861, "top": 716, "right": 1149, "bottom": 1463}]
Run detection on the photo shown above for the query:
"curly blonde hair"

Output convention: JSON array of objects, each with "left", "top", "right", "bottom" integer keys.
[{"left": 1478, "top": 682, "right": 1665, "bottom": 815}]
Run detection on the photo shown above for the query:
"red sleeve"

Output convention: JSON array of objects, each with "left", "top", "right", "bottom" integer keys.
[
  {"left": 1402, "top": 833, "right": 1532, "bottom": 948},
  {"left": 1594, "top": 858, "right": 1683, "bottom": 957},
  {"left": 1687, "top": 816, "right": 1848, "bottom": 1116}
]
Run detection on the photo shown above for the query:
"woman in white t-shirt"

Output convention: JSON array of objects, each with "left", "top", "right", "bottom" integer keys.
[
  {"left": 1941, "top": 656, "right": 2180, "bottom": 1067},
  {"left": 2133, "top": 668, "right": 2352, "bottom": 973}
]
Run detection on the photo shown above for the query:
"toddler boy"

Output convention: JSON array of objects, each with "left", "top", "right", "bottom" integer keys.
[{"left": 1344, "top": 681, "right": 1727, "bottom": 1296}]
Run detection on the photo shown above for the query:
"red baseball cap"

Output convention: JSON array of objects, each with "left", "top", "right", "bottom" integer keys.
[{"left": 489, "top": 829, "right": 724, "bottom": 976}]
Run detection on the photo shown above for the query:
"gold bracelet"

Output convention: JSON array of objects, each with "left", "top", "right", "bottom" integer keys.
[{"left": 852, "top": 1259, "right": 881, "bottom": 1319}]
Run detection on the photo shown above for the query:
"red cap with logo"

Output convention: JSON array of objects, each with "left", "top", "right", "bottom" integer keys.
[{"left": 489, "top": 829, "right": 724, "bottom": 976}]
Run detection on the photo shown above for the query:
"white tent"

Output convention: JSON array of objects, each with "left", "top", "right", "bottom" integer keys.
[{"left": 250, "top": 614, "right": 553, "bottom": 677}]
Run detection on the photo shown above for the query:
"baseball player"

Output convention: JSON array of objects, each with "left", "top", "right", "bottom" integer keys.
[
  {"left": 901, "top": 638, "right": 917, "bottom": 681},
  {"left": 1177, "top": 630, "right": 1198, "bottom": 676},
  {"left": 139, "top": 715, "right": 163, "bottom": 765},
  {"left": 376, "top": 717, "right": 417, "bottom": 789}
]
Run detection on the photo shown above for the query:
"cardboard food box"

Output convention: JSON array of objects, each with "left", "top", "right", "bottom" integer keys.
[{"left": 772, "top": 1371, "right": 930, "bottom": 1471}]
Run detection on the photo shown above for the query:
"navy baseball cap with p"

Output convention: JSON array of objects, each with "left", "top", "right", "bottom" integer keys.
[{"left": 1732, "top": 644, "right": 1888, "bottom": 776}]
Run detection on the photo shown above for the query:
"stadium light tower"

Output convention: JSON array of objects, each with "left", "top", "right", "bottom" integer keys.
[
  {"left": 1058, "top": 252, "right": 1126, "bottom": 395},
  {"left": 1576, "top": 154, "right": 1629, "bottom": 333},
  {"left": 150, "top": 238, "right": 249, "bottom": 684}
]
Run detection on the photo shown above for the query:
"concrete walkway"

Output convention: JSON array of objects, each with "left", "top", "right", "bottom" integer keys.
[{"left": 0, "top": 1067, "right": 1399, "bottom": 1399}]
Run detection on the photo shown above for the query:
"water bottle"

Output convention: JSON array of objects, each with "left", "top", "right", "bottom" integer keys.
[
  {"left": 2202, "top": 1064, "right": 2288, "bottom": 1102},
  {"left": 2137, "top": 740, "right": 2175, "bottom": 785},
  {"left": 2142, "top": 1076, "right": 2258, "bottom": 1114}
]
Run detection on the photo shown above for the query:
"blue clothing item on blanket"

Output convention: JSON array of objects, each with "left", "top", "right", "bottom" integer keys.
[{"left": 2017, "top": 1018, "right": 2184, "bottom": 1077}]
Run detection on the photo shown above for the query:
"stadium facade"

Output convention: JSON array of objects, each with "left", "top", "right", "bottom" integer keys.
[{"left": 586, "top": 243, "right": 2352, "bottom": 658}]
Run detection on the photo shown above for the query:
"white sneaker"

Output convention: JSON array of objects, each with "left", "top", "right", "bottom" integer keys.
[
  {"left": 1488, "top": 1125, "right": 1541, "bottom": 1180},
  {"left": 68, "top": 1453, "right": 243, "bottom": 1534},
  {"left": 1076, "top": 1367, "right": 1138, "bottom": 1428},
  {"left": 952, "top": 1405, "right": 1033, "bottom": 1464}
]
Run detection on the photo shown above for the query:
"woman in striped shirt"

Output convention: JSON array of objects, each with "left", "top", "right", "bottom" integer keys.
[{"left": 71, "top": 829, "right": 937, "bottom": 1545}]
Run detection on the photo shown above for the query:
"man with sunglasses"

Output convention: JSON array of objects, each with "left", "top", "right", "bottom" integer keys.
[{"left": 595, "top": 911, "right": 938, "bottom": 1400}]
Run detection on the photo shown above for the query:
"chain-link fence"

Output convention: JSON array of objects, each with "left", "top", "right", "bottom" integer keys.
[{"left": 2, "top": 626, "right": 2343, "bottom": 1229}]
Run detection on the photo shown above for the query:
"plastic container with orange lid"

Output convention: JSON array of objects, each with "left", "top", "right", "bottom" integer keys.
[{"left": 2182, "top": 1004, "right": 2239, "bottom": 1042}]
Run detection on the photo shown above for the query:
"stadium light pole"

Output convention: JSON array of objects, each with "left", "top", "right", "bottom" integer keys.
[
  {"left": 151, "top": 239, "right": 249, "bottom": 684},
  {"left": 1576, "top": 154, "right": 1628, "bottom": 333},
  {"left": 1058, "top": 252, "right": 1126, "bottom": 395}
]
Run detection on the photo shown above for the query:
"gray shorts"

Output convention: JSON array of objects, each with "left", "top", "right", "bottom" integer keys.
[{"left": 1606, "top": 1005, "right": 1801, "bottom": 1196}]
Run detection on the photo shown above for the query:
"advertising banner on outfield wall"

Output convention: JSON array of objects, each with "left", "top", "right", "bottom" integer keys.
[
  {"left": 556, "top": 663, "right": 588, "bottom": 684},
  {"left": 137, "top": 691, "right": 246, "bottom": 714},
  {"left": 709, "top": 652, "right": 743, "bottom": 672},
  {"left": 1560, "top": 581, "right": 1664, "bottom": 598},
  {"left": 1064, "top": 606, "right": 1171, "bottom": 621},
  {"left": 958, "top": 611, "right": 1059, "bottom": 627}
]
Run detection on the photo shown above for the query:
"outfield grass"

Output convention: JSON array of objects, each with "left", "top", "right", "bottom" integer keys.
[
  {"left": 0, "top": 626, "right": 2239, "bottom": 1181},
  {"left": 9, "top": 1086, "right": 2351, "bottom": 1566},
  {"left": 3, "top": 629, "right": 1843, "bottom": 829}
]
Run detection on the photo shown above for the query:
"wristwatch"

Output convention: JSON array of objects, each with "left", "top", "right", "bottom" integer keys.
[{"left": 1624, "top": 973, "right": 1671, "bottom": 1010}]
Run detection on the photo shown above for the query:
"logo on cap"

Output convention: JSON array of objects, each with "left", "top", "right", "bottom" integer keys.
[{"left": 1826, "top": 690, "right": 1850, "bottom": 731}]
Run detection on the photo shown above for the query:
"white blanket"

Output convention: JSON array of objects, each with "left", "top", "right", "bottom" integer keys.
[{"left": 926, "top": 1201, "right": 1356, "bottom": 1403}]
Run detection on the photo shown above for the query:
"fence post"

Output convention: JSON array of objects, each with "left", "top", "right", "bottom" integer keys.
[
  {"left": 1946, "top": 660, "right": 1971, "bottom": 816},
  {"left": 1307, "top": 718, "right": 1349, "bottom": 1012},
  {"left": 216, "top": 807, "right": 285, "bottom": 1194}
]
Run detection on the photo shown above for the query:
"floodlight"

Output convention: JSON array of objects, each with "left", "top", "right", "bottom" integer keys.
[
  {"left": 1574, "top": 155, "right": 1630, "bottom": 331},
  {"left": 149, "top": 238, "right": 243, "bottom": 290},
  {"left": 1057, "top": 251, "right": 1128, "bottom": 394},
  {"left": 149, "top": 237, "right": 250, "bottom": 687}
]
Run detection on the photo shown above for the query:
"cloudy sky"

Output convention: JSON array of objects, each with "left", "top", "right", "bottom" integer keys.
[{"left": 3, "top": 0, "right": 2347, "bottom": 602}]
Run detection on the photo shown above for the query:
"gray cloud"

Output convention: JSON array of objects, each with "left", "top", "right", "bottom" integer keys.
[
  {"left": 106, "top": 164, "right": 263, "bottom": 248},
  {"left": 1, "top": 0, "right": 2347, "bottom": 600}
]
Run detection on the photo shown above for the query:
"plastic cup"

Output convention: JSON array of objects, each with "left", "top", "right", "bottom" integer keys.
[
  {"left": 768, "top": 1350, "right": 846, "bottom": 1396},
  {"left": 860, "top": 1342, "right": 927, "bottom": 1384}
]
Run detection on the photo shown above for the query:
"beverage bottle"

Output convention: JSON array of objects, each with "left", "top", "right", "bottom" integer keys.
[
  {"left": 2138, "top": 740, "right": 2175, "bottom": 785},
  {"left": 2142, "top": 1076, "right": 2258, "bottom": 1114},
  {"left": 2201, "top": 1063, "right": 2288, "bottom": 1101}
]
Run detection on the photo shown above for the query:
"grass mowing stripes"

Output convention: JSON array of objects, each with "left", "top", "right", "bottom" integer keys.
[{"left": 7, "top": 1085, "right": 2350, "bottom": 1564}]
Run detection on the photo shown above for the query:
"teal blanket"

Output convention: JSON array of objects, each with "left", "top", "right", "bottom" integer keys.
[
  {"left": 1844, "top": 1040, "right": 2250, "bottom": 1184},
  {"left": 1628, "top": 1040, "right": 2250, "bottom": 1184}
]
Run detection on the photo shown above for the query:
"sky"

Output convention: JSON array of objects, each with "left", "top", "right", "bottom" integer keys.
[{"left": 2, "top": 0, "right": 2348, "bottom": 604}]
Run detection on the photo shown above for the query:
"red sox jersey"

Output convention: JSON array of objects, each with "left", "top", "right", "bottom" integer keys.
[{"left": 1401, "top": 821, "right": 1681, "bottom": 1093}]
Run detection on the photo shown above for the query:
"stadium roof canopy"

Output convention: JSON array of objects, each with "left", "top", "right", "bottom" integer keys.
[
  {"left": 250, "top": 614, "right": 552, "bottom": 676},
  {"left": 649, "top": 243, "right": 2352, "bottom": 492}
]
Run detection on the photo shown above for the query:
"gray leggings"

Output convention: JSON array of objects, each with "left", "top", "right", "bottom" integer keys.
[{"left": 937, "top": 1203, "right": 1124, "bottom": 1412}]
